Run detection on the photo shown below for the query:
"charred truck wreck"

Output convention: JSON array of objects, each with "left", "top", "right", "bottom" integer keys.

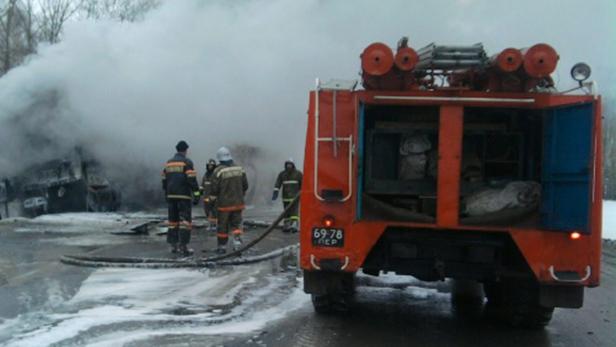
[
  {"left": 300, "top": 39, "right": 602, "bottom": 328},
  {"left": 6, "top": 150, "right": 121, "bottom": 217}
]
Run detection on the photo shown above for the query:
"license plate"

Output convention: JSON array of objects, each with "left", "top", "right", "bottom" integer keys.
[{"left": 311, "top": 227, "right": 344, "bottom": 247}]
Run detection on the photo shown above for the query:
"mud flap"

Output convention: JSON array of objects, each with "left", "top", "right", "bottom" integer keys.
[
  {"left": 304, "top": 270, "right": 355, "bottom": 296},
  {"left": 539, "top": 285, "right": 584, "bottom": 308}
]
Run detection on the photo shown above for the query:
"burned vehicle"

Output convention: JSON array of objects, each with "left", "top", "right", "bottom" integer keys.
[{"left": 15, "top": 151, "right": 121, "bottom": 217}]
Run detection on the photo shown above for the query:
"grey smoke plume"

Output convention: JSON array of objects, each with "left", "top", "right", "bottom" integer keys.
[{"left": 0, "top": 0, "right": 613, "bottom": 206}]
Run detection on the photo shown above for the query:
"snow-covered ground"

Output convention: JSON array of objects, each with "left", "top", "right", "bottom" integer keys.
[
  {"left": 602, "top": 201, "right": 616, "bottom": 240},
  {"left": 0, "top": 263, "right": 308, "bottom": 346}
]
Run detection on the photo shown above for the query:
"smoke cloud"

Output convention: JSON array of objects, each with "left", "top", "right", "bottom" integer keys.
[{"left": 0, "top": 0, "right": 613, "bottom": 206}]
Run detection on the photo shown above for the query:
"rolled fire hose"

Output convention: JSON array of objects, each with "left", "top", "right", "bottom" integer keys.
[{"left": 60, "top": 196, "right": 300, "bottom": 268}]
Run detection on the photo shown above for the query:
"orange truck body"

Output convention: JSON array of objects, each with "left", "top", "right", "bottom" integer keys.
[{"left": 300, "top": 88, "right": 602, "bottom": 308}]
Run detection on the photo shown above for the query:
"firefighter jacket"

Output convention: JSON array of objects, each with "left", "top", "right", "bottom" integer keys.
[
  {"left": 201, "top": 170, "right": 215, "bottom": 198},
  {"left": 274, "top": 169, "right": 303, "bottom": 201},
  {"left": 162, "top": 153, "right": 200, "bottom": 200},
  {"left": 211, "top": 162, "right": 249, "bottom": 211}
]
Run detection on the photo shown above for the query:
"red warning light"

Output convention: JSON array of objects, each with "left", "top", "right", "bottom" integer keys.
[{"left": 323, "top": 216, "right": 335, "bottom": 228}]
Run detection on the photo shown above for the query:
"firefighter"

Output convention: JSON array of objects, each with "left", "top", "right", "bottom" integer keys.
[
  {"left": 210, "top": 146, "right": 249, "bottom": 254},
  {"left": 272, "top": 159, "right": 302, "bottom": 233},
  {"left": 201, "top": 159, "right": 218, "bottom": 231},
  {"left": 161, "top": 141, "right": 201, "bottom": 256}
]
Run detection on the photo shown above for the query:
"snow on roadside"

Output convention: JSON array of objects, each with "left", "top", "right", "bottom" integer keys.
[
  {"left": 602, "top": 200, "right": 616, "bottom": 240},
  {"left": 2, "top": 263, "right": 308, "bottom": 346}
]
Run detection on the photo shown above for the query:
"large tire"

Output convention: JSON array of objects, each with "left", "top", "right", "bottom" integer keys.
[
  {"left": 505, "top": 282, "right": 554, "bottom": 329},
  {"left": 484, "top": 280, "right": 554, "bottom": 329},
  {"left": 451, "top": 279, "right": 484, "bottom": 305},
  {"left": 311, "top": 294, "right": 333, "bottom": 314},
  {"left": 306, "top": 272, "right": 356, "bottom": 315}
]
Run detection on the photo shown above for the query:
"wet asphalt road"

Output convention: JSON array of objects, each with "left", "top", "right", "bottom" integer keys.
[
  {"left": 240, "top": 245, "right": 616, "bottom": 347},
  {"left": 0, "top": 210, "right": 615, "bottom": 346}
]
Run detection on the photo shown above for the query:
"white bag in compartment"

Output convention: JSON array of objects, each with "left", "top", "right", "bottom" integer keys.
[
  {"left": 399, "top": 153, "right": 427, "bottom": 180},
  {"left": 464, "top": 181, "right": 541, "bottom": 216},
  {"left": 399, "top": 134, "right": 431, "bottom": 180},
  {"left": 399, "top": 134, "right": 432, "bottom": 155}
]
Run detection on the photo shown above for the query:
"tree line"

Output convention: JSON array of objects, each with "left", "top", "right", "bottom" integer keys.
[{"left": 0, "top": 0, "right": 159, "bottom": 75}]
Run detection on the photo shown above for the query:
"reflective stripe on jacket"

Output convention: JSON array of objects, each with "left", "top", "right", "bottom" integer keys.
[
  {"left": 162, "top": 153, "right": 199, "bottom": 200},
  {"left": 211, "top": 163, "right": 248, "bottom": 211},
  {"left": 274, "top": 169, "right": 303, "bottom": 200}
]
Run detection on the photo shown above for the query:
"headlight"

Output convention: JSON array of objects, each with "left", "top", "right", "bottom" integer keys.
[{"left": 570, "top": 62, "right": 591, "bottom": 83}]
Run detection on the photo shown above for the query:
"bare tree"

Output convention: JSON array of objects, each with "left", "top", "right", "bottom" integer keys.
[
  {"left": 0, "top": 0, "right": 36, "bottom": 74},
  {"left": 38, "top": 0, "right": 80, "bottom": 44},
  {"left": 0, "top": 0, "right": 18, "bottom": 72},
  {"left": 79, "top": 0, "right": 159, "bottom": 22},
  {"left": 20, "top": 0, "right": 36, "bottom": 53}
]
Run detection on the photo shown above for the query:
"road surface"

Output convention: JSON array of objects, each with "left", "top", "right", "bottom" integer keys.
[{"left": 0, "top": 210, "right": 614, "bottom": 346}]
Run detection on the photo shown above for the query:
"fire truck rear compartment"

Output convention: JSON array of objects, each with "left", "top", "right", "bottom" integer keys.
[
  {"left": 459, "top": 108, "right": 543, "bottom": 227},
  {"left": 360, "top": 103, "right": 593, "bottom": 232},
  {"left": 362, "top": 105, "right": 439, "bottom": 221}
]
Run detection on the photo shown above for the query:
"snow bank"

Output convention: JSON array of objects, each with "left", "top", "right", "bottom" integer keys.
[{"left": 602, "top": 200, "right": 616, "bottom": 240}]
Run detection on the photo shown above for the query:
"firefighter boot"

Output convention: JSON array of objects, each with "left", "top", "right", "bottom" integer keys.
[
  {"left": 282, "top": 219, "right": 291, "bottom": 233},
  {"left": 216, "top": 246, "right": 227, "bottom": 255},
  {"left": 290, "top": 220, "right": 299, "bottom": 233},
  {"left": 170, "top": 243, "right": 179, "bottom": 254},
  {"left": 179, "top": 244, "right": 194, "bottom": 257},
  {"left": 233, "top": 236, "right": 243, "bottom": 252}
]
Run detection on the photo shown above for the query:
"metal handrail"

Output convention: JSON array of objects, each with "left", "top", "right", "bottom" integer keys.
[{"left": 313, "top": 79, "right": 354, "bottom": 203}]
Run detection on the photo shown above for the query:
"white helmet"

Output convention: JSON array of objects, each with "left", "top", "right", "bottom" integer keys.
[{"left": 216, "top": 146, "right": 232, "bottom": 162}]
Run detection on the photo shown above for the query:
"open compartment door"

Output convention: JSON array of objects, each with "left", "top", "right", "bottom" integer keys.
[{"left": 541, "top": 103, "right": 593, "bottom": 233}]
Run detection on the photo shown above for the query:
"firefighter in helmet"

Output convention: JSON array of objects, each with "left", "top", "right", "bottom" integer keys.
[
  {"left": 210, "top": 147, "right": 249, "bottom": 254},
  {"left": 161, "top": 141, "right": 201, "bottom": 256},
  {"left": 201, "top": 159, "right": 218, "bottom": 231},
  {"left": 272, "top": 158, "right": 302, "bottom": 232}
]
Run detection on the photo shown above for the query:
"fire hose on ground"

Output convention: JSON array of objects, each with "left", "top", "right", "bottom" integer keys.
[{"left": 60, "top": 197, "right": 299, "bottom": 269}]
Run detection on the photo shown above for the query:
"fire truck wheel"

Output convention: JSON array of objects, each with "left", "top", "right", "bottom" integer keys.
[
  {"left": 503, "top": 282, "right": 554, "bottom": 329},
  {"left": 311, "top": 294, "right": 334, "bottom": 314},
  {"left": 311, "top": 293, "right": 353, "bottom": 314},
  {"left": 451, "top": 279, "right": 484, "bottom": 306},
  {"left": 483, "top": 281, "right": 504, "bottom": 306}
]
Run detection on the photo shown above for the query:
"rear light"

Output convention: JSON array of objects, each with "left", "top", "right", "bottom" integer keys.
[
  {"left": 570, "top": 232, "right": 581, "bottom": 240},
  {"left": 323, "top": 215, "right": 335, "bottom": 227}
]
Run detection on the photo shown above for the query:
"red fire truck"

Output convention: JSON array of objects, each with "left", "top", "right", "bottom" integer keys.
[{"left": 299, "top": 39, "right": 602, "bottom": 328}]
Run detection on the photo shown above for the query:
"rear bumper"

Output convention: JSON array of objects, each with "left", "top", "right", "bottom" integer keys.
[{"left": 300, "top": 223, "right": 601, "bottom": 287}]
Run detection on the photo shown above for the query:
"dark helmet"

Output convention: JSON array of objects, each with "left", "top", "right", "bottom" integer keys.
[
  {"left": 175, "top": 140, "right": 189, "bottom": 152},
  {"left": 206, "top": 159, "right": 216, "bottom": 171}
]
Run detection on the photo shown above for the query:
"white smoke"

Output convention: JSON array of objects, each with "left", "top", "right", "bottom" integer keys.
[{"left": 0, "top": 0, "right": 613, "bottom": 205}]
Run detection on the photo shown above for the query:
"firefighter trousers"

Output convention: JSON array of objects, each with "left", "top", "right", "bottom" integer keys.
[
  {"left": 217, "top": 210, "right": 243, "bottom": 246},
  {"left": 167, "top": 199, "right": 192, "bottom": 246},
  {"left": 282, "top": 198, "right": 299, "bottom": 229},
  {"left": 203, "top": 199, "right": 217, "bottom": 222}
]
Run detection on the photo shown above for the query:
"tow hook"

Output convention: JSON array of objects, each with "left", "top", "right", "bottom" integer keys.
[
  {"left": 548, "top": 265, "right": 591, "bottom": 283},
  {"left": 310, "top": 254, "right": 350, "bottom": 271}
]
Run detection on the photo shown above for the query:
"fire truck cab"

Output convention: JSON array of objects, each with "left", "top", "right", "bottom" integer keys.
[{"left": 299, "top": 41, "right": 602, "bottom": 328}]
